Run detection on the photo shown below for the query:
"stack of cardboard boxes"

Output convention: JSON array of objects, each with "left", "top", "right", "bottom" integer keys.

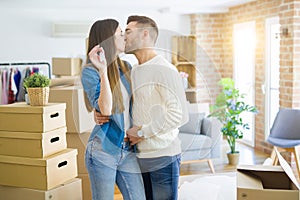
[
  {"left": 0, "top": 102, "right": 82, "bottom": 200},
  {"left": 50, "top": 57, "right": 95, "bottom": 200}
]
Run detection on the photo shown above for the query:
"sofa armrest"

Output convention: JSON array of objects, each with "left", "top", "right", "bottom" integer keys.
[{"left": 201, "top": 117, "right": 222, "bottom": 158}]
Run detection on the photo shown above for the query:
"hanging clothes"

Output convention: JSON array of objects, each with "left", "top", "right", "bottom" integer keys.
[
  {"left": 17, "top": 68, "right": 31, "bottom": 102},
  {"left": 8, "top": 68, "right": 16, "bottom": 104},
  {"left": 0, "top": 70, "right": 2, "bottom": 104},
  {"left": 1, "top": 70, "right": 8, "bottom": 104},
  {"left": 0, "top": 62, "right": 50, "bottom": 104},
  {"left": 32, "top": 67, "right": 39, "bottom": 74},
  {"left": 14, "top": 69, "right": 21, "bottom": 101}
]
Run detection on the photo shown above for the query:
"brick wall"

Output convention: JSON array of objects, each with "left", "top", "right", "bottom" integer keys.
[
  {"left": 191, "top": 0, "right": 300, "bottom": 154},
  {"left": 280, "top": 0, "right": 300, "bottom": 108},
  {"left": 190, "top": 14, "right": 225, "bottom": 103}
]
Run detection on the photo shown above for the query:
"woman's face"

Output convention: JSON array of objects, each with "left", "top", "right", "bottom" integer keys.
[{"left": 114, "top": 26, "right": 125, "bottom": 54}]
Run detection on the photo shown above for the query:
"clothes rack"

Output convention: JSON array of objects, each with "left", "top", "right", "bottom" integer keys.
[
  {"left": 0, "top": 62, "right": 51, "bottom": 78},
  {"left": 0, "top": 62, "right": 51, "bottom": 104}
]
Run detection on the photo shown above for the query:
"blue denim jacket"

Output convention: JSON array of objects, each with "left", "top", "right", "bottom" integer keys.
[{"left": 81, "top": 64, "right": 132, "bottom": 155}]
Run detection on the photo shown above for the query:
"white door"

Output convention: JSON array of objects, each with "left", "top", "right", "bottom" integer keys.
[
  {"left": 233, "top": 21, "right": 256, "bottom": 146},
  {"left": 264, "top": 17, "right": 280, "bottom": 138}
]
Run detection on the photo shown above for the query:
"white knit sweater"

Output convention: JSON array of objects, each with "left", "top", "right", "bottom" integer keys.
[{"left": 131, "top": 55, "right": 188, "bottom": 158}]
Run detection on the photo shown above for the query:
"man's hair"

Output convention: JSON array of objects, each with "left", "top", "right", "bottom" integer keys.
[{"left": 127, "top": 15, "right": 158, "bottom": 43}]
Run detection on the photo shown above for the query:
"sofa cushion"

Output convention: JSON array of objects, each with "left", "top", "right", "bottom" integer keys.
[
  {"left": 179, "top": 132, "right": 212, "bottom": 151},
  {"left": 179, "top": 112, "right": 205, "bottom": 134},
  {"left": 201, "top": 117, "right": 211, "bottom": 136},
  {"left": 181, "top": 149, "right": 212, "bottom": 161}
]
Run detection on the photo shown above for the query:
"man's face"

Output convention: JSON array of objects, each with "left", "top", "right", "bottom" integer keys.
[{"left": 125, "top": 22, "right": 142, "bottom": 54}]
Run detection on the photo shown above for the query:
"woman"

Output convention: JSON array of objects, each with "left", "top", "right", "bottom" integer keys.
[{"left": 81, "top": 19, "right": 145, "bottom": 200}]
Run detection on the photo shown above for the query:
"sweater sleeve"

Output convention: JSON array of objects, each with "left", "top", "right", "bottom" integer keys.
[{"left": 141, "top": 83, "right": 183, "bottom": 138}]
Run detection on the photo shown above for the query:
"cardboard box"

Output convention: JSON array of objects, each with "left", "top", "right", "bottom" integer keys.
[
  {"left": 66, "top": 131, "right": 90, "bottom": 174},
  {"left": 237, "top": 149, "right": 300, "bottom": 200},
  {"left": 185, "top": 89, "right": 201, "bottom": 103},
  {"left": 52, "top": 58, "right": 82, "bottom": 76},
  {"left": 0, "top": 102, "right": 66, "bottom": 133},
  {"left": 49, "top": 86, "right": 95, "bottom": 133},
  {"left": 0, "top": 127, "right": 67, "bottom": 158},
  {"left": 0, "top": 178, "right": 82, "bottom": 200},
  {"left": 78, "top": 173, "right": 92, "bottom": 200},
  {"left": 0, "top": 148, "right": 78, "bottom": 190},
  {"left": 50, "top": 76, "right": 80, "bottom": 87}
]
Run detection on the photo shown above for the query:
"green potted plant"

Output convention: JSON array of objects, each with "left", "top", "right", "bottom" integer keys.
[
  {"left": 23, "top": 73, "right": 51, "bottom": 106},
  {"left": 209, "top": 78, "right": 257, "bottom": 165}
]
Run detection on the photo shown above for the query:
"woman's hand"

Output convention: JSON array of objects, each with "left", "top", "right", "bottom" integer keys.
[{"left": 89, "top": 45, "right": 107, "bottom": 73}]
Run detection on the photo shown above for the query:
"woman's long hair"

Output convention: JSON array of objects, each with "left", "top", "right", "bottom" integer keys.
[{"left": 85, "top": 19, "right": 131, "bottom": 114}]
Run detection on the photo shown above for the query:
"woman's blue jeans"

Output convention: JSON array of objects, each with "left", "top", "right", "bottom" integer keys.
[{"left": 85, "top": 136, "right": 146, "bottom": 200}]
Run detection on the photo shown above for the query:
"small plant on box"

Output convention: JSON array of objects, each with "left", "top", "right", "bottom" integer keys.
[
  {"left": 23, "top": 73, "right": 51, "bottom": 106},
  {"left": 23, "top": 73, "right": 50, "bottom": 88}
]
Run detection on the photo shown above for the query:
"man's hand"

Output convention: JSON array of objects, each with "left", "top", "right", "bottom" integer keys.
[
  {"left": 93, "top": 109, "right": 110, "bottom": 125},
  {"left": 126, "top": 126, "right": 144, "bottom": 145}
]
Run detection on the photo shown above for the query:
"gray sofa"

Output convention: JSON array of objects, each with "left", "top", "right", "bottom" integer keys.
[{"left": 178, "top": 103, "right": 222, "bottom": 173}]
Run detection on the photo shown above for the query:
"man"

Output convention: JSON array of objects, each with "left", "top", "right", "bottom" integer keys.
[{"left": 124, "top": 15, "right": 188, "bottom": 200}]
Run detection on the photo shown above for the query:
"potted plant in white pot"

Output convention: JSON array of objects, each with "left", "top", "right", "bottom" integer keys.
[
  {"left": 23, "top": 73, "right": 51, "bottom": 106},
  {"left": 209, "top": 78, "right": 257, "bottom": 165}
]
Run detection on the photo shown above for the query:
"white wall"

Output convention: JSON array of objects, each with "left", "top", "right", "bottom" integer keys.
[{"left": 0, "top": 6, "right": 190, "bottom": 69}]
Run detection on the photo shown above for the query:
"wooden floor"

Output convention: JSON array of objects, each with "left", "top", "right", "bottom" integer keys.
[
  {"left": 180, "top": 139, "right": 269, "bottom": 176},
  {"left": 114, "top": 139, "right": 270, "bottom": 200}
]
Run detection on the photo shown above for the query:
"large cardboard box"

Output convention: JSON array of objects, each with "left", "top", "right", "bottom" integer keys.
[
  {"left": 0, "top": 127, "right": 67, "bottom": 158},
  {"left": 50, "top": 76, "right": 80, "bottom": 87},
  {"left": 0, "top": 102, "right": 66, "bottom": 132},
  {"left": 0, "top": 178, "right": 82, "bottom": 200},
  {"left": 52, "top": 58, "right": 82, "bottom": 76},
  {"left": 0, "top": 148, "right": 78, "bottom": 190},
  {"left": 237, "top": 149, "right": 300, "bottom": 200},
  {"left": 49, "top": 86, "right": 95, "bottom": 133},
  {"left": 66, "top": 131, "right": 90, "bottom": 174}
]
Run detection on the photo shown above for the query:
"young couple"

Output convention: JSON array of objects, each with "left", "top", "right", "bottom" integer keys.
[{"left": 81, "top": 15, "right": 188, "bottom": 200}]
